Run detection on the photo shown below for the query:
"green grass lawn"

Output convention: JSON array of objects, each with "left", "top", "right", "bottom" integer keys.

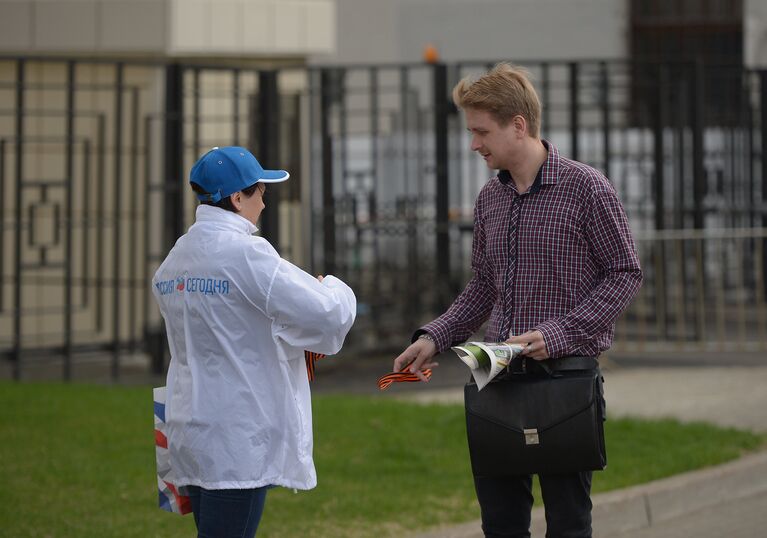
[{"left": 0, "top": 382, "right": 763, "bottom": 537}]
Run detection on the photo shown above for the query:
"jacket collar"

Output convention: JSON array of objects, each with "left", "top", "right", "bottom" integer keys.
[{"left": 194, "top": 204, "right": 259, "bottom": 235}]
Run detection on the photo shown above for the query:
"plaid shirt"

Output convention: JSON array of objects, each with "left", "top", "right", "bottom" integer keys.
[{"left": 420, "top": 141, "right": 642, "bottom": 358}]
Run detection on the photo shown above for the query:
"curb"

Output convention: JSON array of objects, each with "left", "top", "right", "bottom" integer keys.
[{"left": 412, "top": 450, "right": 767, "bottom": 538}]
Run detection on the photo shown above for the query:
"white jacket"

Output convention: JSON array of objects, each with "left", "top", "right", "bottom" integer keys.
[{"left": 151, "top": 205, "right": 356, "bottom": 490}]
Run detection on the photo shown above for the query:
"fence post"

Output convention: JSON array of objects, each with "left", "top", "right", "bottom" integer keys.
[
  {"left": 691, "top": 60, "right": 705, "bottom": 230},
  {"left": 761, "top": 70, "right": 767, "bottom": 300},
  {"left": 112, "top": 62, "right": 124, "bottom": 381},
  {"left": 164, "top": 63, "right": 184, "bottom": 249},
  {"left": 0, "top": 139, "right": 5, "bottom": 323},
  {"left": 653, "top": 64, "right": 668, "bottom": 338},
  {"left": 433, "top": 62, "right": 450, "bottom": 310},
  {"left": 569, "top": 62, "right": 580, "bottom": 161},
  {"left": 149, "top": 62, "right": 185, "bottom": 375},
  {"left": 600, "top": 61, "right": 611, "bottom": 180},
  {"left": 13, "top": 59, "right": 24, "bottom": 380},
  {"left": 258, "top": 70, "right": 281, "bottom": 251},
  {"left": 653, "top": 64, "right": 666, "bottom": 231},
  {"left": 541, "top": 62, "right": 550, "bottom": 139},
  {"left": 320, "top": 69, "right": 336, "bottom": 275},
  {"left": 64, "top": 61, "right": 75, "bottom": 380}
]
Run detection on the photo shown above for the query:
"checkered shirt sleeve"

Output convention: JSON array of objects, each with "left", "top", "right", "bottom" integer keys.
[{"left": 420, "top": 195, "right": 497, "bottom": 351}]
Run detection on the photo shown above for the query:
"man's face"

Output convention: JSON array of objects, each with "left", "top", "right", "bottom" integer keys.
[
  {"left": 465, "top": 108, "right": 519, "bottom": 171},
  {"left": 232, "top": 182, "right": 266, "bottom": 226}
]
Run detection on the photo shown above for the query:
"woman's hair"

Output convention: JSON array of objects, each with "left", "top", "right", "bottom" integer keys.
[
  {"left": 452, "top": 62, "right": 542, "bottom": 138},
  {"left": 190, "top": 182, "right": 261, "bottom": 213}
]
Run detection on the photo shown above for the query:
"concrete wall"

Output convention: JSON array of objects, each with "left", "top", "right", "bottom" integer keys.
[
  {"left": 0, "top": 0, "right": 336, "bottom": 57},
  {"left": 745, "top": 0, "right": 767, "bottom": 67},
  {"left": 168, "top": 0, "right": 336, "bottom": 57},
  {"left": 323, "top": 0, "right": 628, "bottom": 64}
]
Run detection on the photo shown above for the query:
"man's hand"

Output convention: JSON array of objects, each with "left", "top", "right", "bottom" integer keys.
[
  {"left": 506, "top": 330, "right": 549, "bottom": 360},
  {"left": 393, "top": 338, "right": 439, "bottom": 382}
]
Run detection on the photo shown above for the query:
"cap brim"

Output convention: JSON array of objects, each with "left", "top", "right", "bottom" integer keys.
[{"left": 257, "top": 170, "right": 290, "bottom": 183}]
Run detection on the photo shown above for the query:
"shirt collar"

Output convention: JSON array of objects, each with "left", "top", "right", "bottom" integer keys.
[
  {"left": 194, "top": 204, "right": 259, "bottom": 235},
  {"left": 539, "top": 139, "right": 560, "bottom": 186},
  {"left": 497, "top": 139, "right": 560, "bottom": 193}
]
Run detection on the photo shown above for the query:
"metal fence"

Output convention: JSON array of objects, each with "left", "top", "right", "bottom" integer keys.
[
  {"left": 309, "top": 60, "right": 767, "bottom": 353},
  {"left": 614, "top": 227, "right": 767, "bottom": 352},
  {"left": 1, "top": 56, "right": 765, "bottom": 380}
]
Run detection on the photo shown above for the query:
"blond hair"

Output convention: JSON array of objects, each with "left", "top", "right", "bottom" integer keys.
[{"left": 452, "top": 63, "right": 542, "bottom": 138}]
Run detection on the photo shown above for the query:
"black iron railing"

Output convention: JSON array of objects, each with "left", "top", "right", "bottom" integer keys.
[{"left": 1, "top": 56, "right": 765, "bottom": 380}]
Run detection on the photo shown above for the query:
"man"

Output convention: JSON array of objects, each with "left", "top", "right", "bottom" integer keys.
[
  {"left": 393, "top": 64, "right": 642, "bottom": 537},
  {"left": 152, "top": 146, "right": 356, "bottom": 537}
]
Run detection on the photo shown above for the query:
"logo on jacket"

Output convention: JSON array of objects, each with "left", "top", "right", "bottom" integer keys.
[{"left": 155, "top": 275, "right": 230, "bottom": 296}]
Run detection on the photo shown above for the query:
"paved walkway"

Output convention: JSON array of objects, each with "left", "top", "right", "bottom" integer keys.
[{"left": 614, "top": 491, "right": 767, "bottom": 538}]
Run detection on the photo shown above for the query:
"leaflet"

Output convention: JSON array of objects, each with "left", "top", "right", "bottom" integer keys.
[{"left": 451, "top": 342, "right": 525, "bottom": 391}]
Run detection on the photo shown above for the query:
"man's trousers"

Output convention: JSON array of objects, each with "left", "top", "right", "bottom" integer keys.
[{"left": 474, "top": 471, "right": 593, "bottom": 538}]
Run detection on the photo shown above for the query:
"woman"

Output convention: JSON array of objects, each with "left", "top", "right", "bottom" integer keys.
[{"left": 152, "top": 146, "right": 356, "bottom": 537}]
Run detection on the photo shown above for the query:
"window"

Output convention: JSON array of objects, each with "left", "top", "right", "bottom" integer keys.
[{"left": 630, "top": 0, "right": 743, "bottom": 126}]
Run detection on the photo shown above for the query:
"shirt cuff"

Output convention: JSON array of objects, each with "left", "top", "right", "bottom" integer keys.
[
  {"left": 413, "top": 318, "right": 453, "bottom": 353},
  {"left": 536, "top": 320, "right": 568, "bottom": 358}
]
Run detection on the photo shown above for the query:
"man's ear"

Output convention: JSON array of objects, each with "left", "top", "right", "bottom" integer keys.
[{"left": 512, "top": 115, "right": 527, "bottom": 138}]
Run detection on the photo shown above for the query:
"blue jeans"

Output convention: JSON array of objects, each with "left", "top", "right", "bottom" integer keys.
[
  {"left": 186, "top": 485, "right": 268, "bottom": 538},
  {"left": 474, "top": 471, "right": 593, "bottom": 538}
]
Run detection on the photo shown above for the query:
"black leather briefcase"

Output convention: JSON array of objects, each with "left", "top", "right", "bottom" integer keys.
[{"left": 464, "top": 357, "right": 606, "bottom": 476}]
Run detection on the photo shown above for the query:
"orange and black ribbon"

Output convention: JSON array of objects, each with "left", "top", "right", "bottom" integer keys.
[
  {"left": 304, "top": 351, "right": 326, "bottom": 381},
  {"left": 377, "top": 367, "right": 432, "bottom": 390}
]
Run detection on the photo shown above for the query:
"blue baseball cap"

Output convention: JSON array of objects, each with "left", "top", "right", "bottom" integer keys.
[{"left": 189, "top": 146, "right": 289, "bottom": 203}]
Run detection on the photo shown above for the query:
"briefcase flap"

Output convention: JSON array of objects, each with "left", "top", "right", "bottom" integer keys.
[{"left": 464, "top": 372, "right": 598, "bottom": 435}]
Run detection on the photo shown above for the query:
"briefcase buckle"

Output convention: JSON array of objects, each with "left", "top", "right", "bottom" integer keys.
[{"left": 523, "top": 428, "right": 539, "bottom": 445}]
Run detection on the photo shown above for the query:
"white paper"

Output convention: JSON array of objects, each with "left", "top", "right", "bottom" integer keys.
[{"left": 451, "top": 342, "right": 525, "bottom": 390}]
